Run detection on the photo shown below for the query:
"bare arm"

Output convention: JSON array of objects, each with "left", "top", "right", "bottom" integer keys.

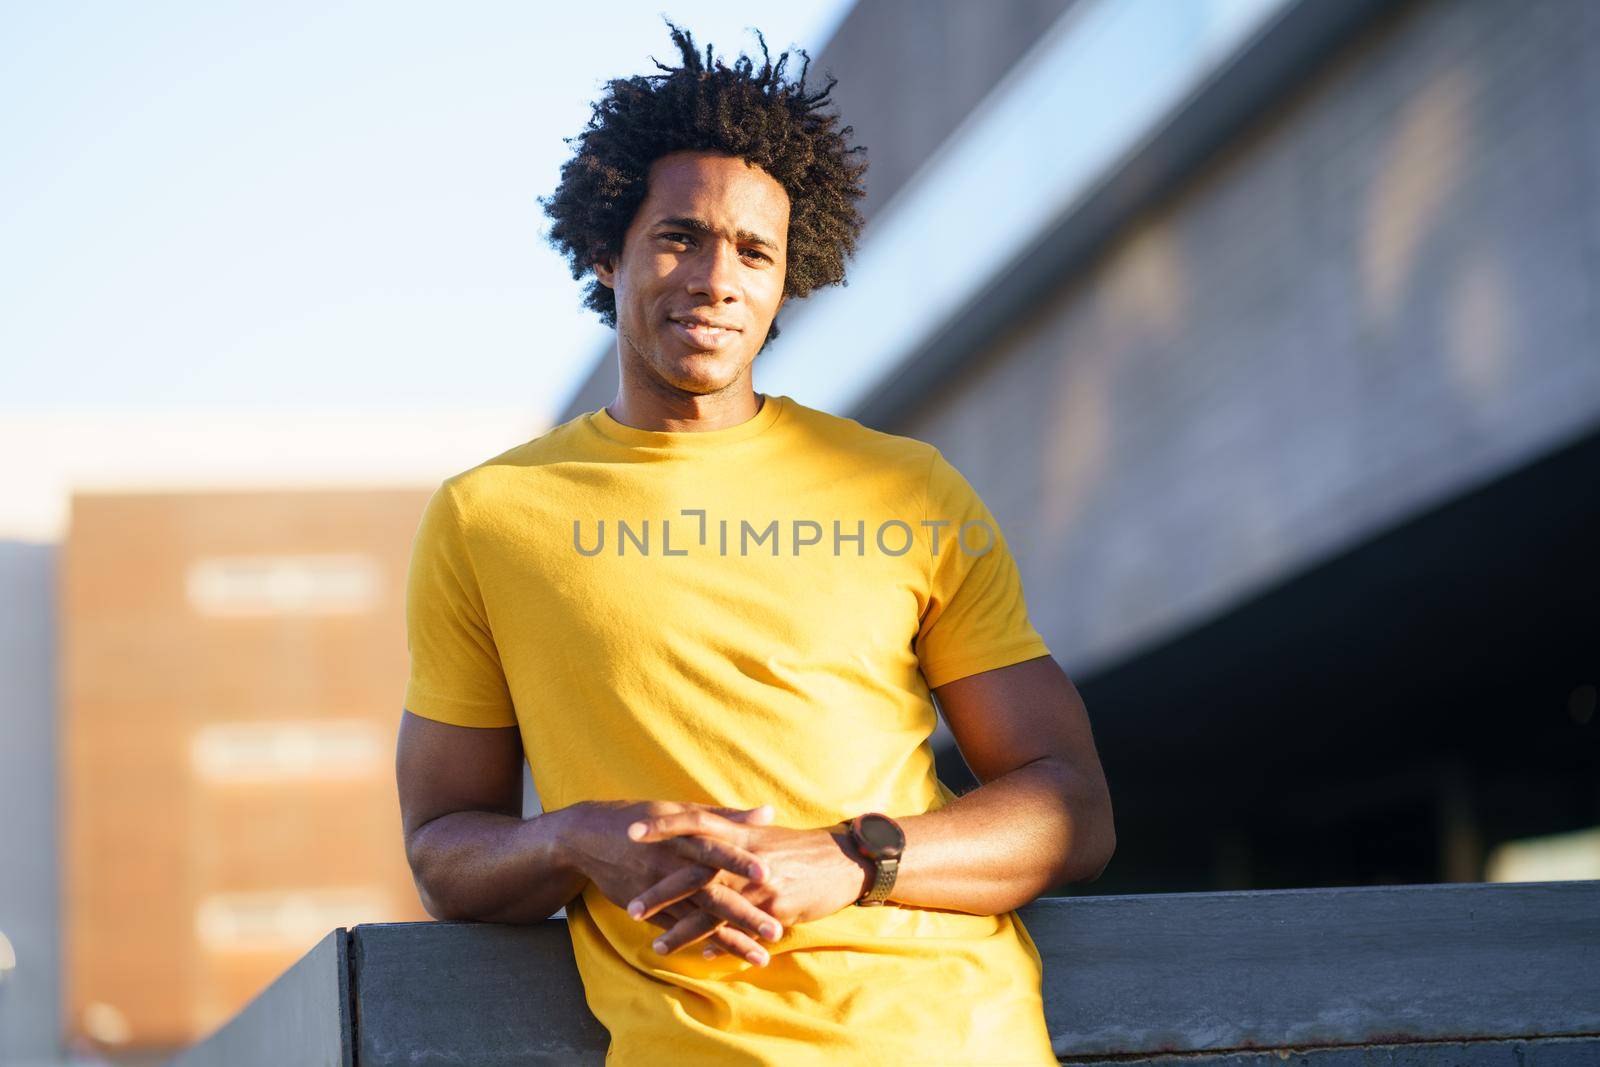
[
  {"left": 395, "top": 710, "right": 788, "bottom": 963},
  {"left": 396, "top": 710, "right": 586, "bottom": 923},
  {"left": 890, "top": 654, "right": 1116, "bottom": 913},
  {"left": 628, "top": 654, "right": 1116, "bottom": 953}
]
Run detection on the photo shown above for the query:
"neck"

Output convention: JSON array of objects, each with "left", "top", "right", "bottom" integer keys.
[{"left": 608, "top": 367, "right": 764, "bottom": 433}]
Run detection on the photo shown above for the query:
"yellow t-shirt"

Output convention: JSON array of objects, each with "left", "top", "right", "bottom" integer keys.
[{"left": 403, "top": 392, "right": 1058, "bottom": 1066}]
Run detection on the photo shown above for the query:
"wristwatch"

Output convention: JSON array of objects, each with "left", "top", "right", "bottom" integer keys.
[{"left": 846, "top": 812, "right": 905, "bottom": 906}]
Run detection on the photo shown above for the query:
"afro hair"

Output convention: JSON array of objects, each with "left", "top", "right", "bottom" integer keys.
[{"left": 538, "top": 17, "right": 869, "bottom": 349}]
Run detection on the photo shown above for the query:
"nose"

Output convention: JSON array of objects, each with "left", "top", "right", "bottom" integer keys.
[{"left": 685, "top": 239, "right": 741, "bottom": 305}]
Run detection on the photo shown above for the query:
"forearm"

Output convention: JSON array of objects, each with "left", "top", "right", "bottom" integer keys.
[
  {"left": 889, "top": 756, "right": 1115, "bottom": 914},
  {"left": 407, "top": 805, "right": 588, "bottom": 924}
]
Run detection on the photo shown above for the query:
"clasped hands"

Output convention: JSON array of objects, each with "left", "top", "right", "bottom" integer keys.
[{"left": 573, "top": 799, "right": 873, "bottom": 968}]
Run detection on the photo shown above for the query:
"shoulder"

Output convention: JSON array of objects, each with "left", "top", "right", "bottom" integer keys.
[
  {"left": 779, "top": 396, "right": 939, "bottom": 474},
  {"left": 435, "top": 410, "right": 596, "bottom": 515},
  {"left": 788, "top": 399, "right": 986, "bottom": 513}
]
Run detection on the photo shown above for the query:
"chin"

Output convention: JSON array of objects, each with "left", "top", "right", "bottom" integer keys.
[{"left": 656, "top": 352, "right": 749, "bottom": 392}]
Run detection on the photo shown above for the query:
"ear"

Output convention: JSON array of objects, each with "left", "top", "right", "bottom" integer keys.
[{"left": 593, "top": 254, "right": 617, "bottom": 290}]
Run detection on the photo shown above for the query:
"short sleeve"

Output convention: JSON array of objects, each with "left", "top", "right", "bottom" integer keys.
[
  {"left": 914, "top": 449, "right": 1052, "bottom": 689},
  {"left": 402, "top": 482, "right": 519, "bottom": 728}
]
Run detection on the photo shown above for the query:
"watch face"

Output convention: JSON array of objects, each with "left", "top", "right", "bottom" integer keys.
[{"left": 856, "top": 813, "right": 905, "bottom": 858}]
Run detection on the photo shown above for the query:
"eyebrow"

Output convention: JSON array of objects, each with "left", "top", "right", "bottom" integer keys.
[{"left": 653, "top": 215, "right": 780, "bottom": 255}]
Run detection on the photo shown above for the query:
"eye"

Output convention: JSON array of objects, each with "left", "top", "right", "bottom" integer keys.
[
  {"left": 742, "top": 248, "right": 771, "bottom": 263},
  {"left": 659, "top": 232, "right": 691, "bottom": 245}
]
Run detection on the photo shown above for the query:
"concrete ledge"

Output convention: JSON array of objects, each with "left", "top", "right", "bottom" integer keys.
[
  {"left": 1064, "top": 1035, "right": 1600, "bottom": 1066},
  {"left": 1036, "top": 879, "right": 1599, "bottom": 1056},
  {"left": 351, "top": 918, "right": 605, "bottom": 1066},
  {"left": 169, "top": 880, "right": 1600, "bottom": 1065}
]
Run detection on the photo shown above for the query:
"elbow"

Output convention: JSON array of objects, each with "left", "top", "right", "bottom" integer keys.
[
  {"left": 1084, "top": 830, "right": 1116, "bottom": 882},
  {"left": 415, "top": 879, "right": 463, "bottom": 922},
  {"left": 406, "top": 832, "right": 469, "bottom": 922},
  {"left": 410, "top": 861, "right": 459, "bottom": 921},
  {"left": 1060, "top": 831, "right": 1114, "bottom": 886},
  {"left": 1085, "top": 799, "right": 1118, "bottom": 881},
  {"left": 413, "top": 868, "right": 493, "bottom": 923},
  {"left": 1049, "top": 763, "right": 1116, "bottom": 885},
  {"left": 406, "top": 840, "right": 567, "bottom": 925},
  {"left": 1065, "top": 800, "right": 1117, "bottom": 885}
]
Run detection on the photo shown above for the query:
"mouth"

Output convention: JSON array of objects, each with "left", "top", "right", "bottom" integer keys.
[{"left": 668, "top": 318, "right": 742, "bottom": 351}]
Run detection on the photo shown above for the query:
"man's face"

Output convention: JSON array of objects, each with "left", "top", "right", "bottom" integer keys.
[{"left": 594, "top": 150, "right": 790, "bottom": 398}]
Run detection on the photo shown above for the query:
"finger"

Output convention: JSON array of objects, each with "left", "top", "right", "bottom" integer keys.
[
  {"left": 652, "top": 907, "right": 770, "bottom": 966},
  {"left": 627, "top": 865, "right": 718, "bottom": 921},
  {"left": 627, "top": 808, "right": 750, "bottom": 846},
  {"left": 650, "top": 908, "right": 722, "bottom": 956},
  {"left": 656, "top": 903, "right": 766, "bottom": 964},
  {"left": 664, "top": 835, "right": 769, "bottom": 885},
  {"left": 704, "top": 923, "right": 764, "bottom": 962},
  {"left": 653, "top": 901, "right": 699, "bottom": 933},
  {"left": 687, "top": 882, "right": 783, "bottom": 944}
]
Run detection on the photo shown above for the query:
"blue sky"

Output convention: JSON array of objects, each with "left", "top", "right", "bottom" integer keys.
[{"left": 0, "top": 1, "right": 855, "bottom": 422}]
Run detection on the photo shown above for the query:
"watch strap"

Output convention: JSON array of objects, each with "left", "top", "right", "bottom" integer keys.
[{"left": 859, "top": 854, "right": 898, "bottom": 906}]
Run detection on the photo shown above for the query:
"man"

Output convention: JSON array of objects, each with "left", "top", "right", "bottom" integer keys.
[{"left": 395, "top": 20, "right": 1115, "bottom": 1065}]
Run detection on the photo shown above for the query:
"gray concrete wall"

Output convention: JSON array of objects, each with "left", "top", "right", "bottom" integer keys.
[
  {"left": 896, "top": 0, "right": 1600, "bottom": 673},
  {"left": 782, "top": 0, "right": 1082, "bottom": 225},
  {"left": 167, "top": 931, "right": 349, "bottom": 1067},
  {"left": 0, "top": 542, "right": 62, "bottom": 1066},
  {"left": 166, "top": 880, "right": 1600, "bottom": 1066}
]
